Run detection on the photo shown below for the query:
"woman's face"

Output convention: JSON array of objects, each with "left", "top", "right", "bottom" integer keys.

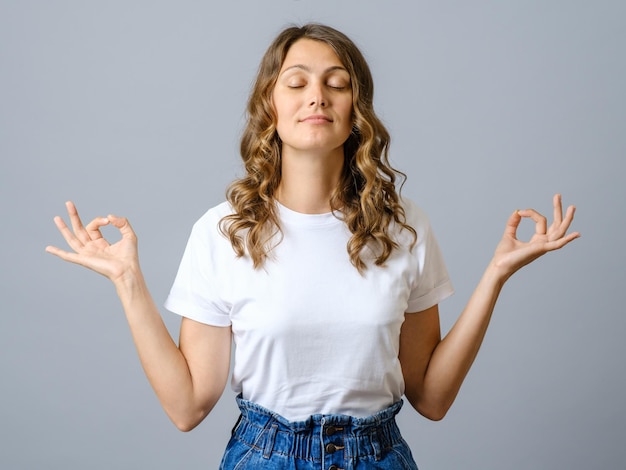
[{"left": 272, "top": 39, "right": 353, "bottom": 157}]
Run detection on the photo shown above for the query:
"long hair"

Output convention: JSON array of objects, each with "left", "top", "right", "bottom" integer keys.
[{"left": 220, "top": 23, "right": 416, "bottom": 272}]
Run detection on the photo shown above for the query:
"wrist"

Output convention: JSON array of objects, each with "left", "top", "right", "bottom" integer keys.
[
  {"left": 483, "top": 260, "right": 511, "bottom": 289},
  {"left": 111, "top": 262, "right": 145, "bottom": 293}
]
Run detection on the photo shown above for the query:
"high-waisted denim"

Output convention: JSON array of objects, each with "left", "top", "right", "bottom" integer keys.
[{"left": 219, "top": 395, "right": 418, "bottom": 469}]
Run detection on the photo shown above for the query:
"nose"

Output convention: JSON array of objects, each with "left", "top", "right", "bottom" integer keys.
[{"left": 308, "top": 82, "right": 327, "bottom": 107}]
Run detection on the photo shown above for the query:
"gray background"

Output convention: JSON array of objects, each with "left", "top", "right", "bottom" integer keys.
[{"left": 1, "top": 1, "right": 624, "bottom": 469}]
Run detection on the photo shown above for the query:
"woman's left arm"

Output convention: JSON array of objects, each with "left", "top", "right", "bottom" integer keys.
[{"left": 400, "top": 194, "right": 580, "bottom": 421}]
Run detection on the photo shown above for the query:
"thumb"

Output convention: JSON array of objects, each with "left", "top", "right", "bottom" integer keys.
[{"left": 107, "top": 214, "right": 136, "bottom": 238}]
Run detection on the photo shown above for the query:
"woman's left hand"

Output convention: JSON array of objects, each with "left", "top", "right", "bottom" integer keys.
[{"left": 490, "top": 194, "right": 580, "bottom": 280}]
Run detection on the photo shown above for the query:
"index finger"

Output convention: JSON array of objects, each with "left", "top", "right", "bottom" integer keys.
[{"left": 517, "top": 208, "right": 548, "bottom": 235}]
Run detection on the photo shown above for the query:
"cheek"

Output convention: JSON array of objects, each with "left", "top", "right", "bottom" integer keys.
[
  {"left": 274, "top": 108, "right": 291, "bottom": 136},
  {"left": 273, "top": 96, "right": 295, "bottom": 126},
  {"left": 272, "top": 100, "right": 295, "bottom": 142},
  {"left": 340, "top": 102, "right": 354, "bottom": 128},
  {"left": 340, "top": 95, "right": 354, "bottom": 120}
]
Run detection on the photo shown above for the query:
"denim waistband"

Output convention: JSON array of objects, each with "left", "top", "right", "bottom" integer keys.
[{"left": 233, "top": 395, "right": 406, "bottom": 461}]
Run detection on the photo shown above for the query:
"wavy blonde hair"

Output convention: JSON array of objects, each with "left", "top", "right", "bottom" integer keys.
[{"left": 220, "top": 23, "right": 416, "bottom": 272}]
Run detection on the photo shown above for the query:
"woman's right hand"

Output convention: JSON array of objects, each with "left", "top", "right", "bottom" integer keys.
[{"left": 46, "top": 201, "right": 140, "bottom": 284}]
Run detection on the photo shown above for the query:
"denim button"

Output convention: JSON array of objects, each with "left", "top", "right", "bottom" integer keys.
[
  {"left": 225, "top": 397, "right": 416, "bottom": 468},
  {"left": 326, "top": 425, "right": 337, "bottom": 436}
]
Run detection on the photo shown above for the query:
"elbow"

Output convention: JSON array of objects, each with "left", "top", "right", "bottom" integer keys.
[
  {"left": 406, "top": 392, "right": 451, "bottom": 422},
  {"left": 173, "top": 418, "right": 200, "bottom": 432},
  {"left": 168, "top": 407, "right": 212, "bottom": 433},
  {"left": 418, "top": 404, "right": 449, "bottom": 422},
  {"left": 166, "top": 392, "right": 222, "bottom": 432}
]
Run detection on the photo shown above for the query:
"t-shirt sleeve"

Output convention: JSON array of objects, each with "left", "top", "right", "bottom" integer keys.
[
  {"left": 404, "top": 200, "right": 454, "bottom": 313},
  {"left": 164, "top": 210, "right": 232, "bottom": 327}
]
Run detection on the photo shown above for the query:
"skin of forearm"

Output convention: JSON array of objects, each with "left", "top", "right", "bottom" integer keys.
[
  {"left": 421, "top": 264, "right": 506, "bottom": 419},
  {"left": 113, "top": 266, "right": 203, "bottom": 429}
]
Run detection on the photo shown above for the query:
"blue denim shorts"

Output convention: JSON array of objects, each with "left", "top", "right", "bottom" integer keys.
[{"left": 219, "top": 395, "right": 418, "bottom": 469}]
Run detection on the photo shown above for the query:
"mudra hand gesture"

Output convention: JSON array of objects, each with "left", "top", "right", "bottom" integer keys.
[
  {"left": 46, "top": 195, "right": 579, "bottom": 283},
  {"left": 490, "top": 194, "right": 580, "bottom": 281},
  {"left": 45, "top": 201, "right": 140, "bottom": 284}
]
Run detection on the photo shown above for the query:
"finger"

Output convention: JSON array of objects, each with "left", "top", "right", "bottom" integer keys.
[
  {"left": 503, "top": 210, "right": 522, "bottom": 239},
  {"left": 552, "top": 194, "right": 563, "bottom": 227},
  {"left": 45, "top": 244, "right": 85, "bottom": 265},
  {"left": 53, "top": 215, "right": 85, "bottom": 252},
  {"left": 562, "top": 204, "right": 576, "bottom": 229},
  {"left": 85, "top": 217, "right": 110, "bottom": 241},
  {"left": 517, "top": 208, "right": 547, "bottom": 235},
  {"left": 548, "top": 202, "right": 576, "bottom": 240},
  {"left": 65, "top": 201, "right": 91, "bottom": 244},
  {"left": 551, "top": 209, "right": 576, "bottom": 241},
  {"left": 107, "top": 214, "right": 137, "bottom": 240},
  {"left": 544, "top": 230, "right": 581, "bottom": 251},
  {"left": 45, "top": 244, "right": 72, "bottom": 259}
]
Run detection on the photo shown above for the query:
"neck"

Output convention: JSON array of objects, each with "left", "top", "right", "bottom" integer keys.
[{"left": 276, "top": 146, "right": 344, "bottom": 214}]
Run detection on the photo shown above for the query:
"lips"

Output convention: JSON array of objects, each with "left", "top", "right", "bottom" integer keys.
[{"left": 300, "top": 114, "right": 333, "bottom": 123}]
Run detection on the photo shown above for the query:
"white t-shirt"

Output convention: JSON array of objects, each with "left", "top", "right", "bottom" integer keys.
[{"left": 165, "top": 198, "right": 453, "bottom": 421}]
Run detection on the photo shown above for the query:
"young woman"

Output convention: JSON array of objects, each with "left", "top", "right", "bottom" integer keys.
[{"left": 46, "top": 24, "right": 579, "bottom": 469}]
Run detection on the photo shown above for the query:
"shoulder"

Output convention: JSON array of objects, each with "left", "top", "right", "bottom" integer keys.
[
  {"left": 184, "top": 201, "right": 236, "bottom": 248},
  {"left": 400, "top": 197, "right": 432, "bottom": 234},
  {"left": 192, "top": 201, "right": 234, "bottom": 231}
]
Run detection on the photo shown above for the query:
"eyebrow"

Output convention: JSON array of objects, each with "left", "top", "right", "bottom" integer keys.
[{"left": 280, "top": 64, "right": 349, "bottom": 75}]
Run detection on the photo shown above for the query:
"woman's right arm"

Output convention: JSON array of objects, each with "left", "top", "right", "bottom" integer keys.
[{"left": 46, "top": 201, "right": 231, "bottom": 431}]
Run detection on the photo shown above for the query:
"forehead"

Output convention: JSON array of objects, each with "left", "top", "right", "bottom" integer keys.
[{"left": 280, "top": 39, "right": 346, "bottom": 72}]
